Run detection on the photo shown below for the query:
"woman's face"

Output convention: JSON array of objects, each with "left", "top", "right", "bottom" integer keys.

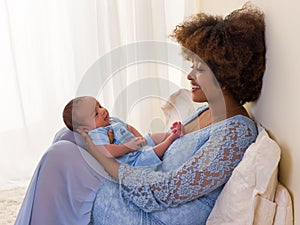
[{"left": 187, "top": 60, "right": 222, "bottom": 103}]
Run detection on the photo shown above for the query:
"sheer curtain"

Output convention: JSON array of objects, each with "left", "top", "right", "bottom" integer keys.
[{"left": 0, "top": 0, "right": 200, "bottom": 188}]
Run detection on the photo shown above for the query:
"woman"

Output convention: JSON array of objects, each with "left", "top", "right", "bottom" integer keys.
[
  {"left": 76, "top": 3, "right": 266, "bottom": 225},
  {"left": 15, "top": 3, "right": 265, "bottom": 225}
]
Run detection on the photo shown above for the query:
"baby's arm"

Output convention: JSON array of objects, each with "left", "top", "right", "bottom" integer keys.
[
  {"left": 150, "top": 121, "right": 185, "bottom": 144},
  {"left": 92, "top": 124, "right": 146, "bottom": 158},
  {"left": 149, "top": 121, "right": 184, "bottom": 143},
  {"left": 151, "top": 121, "right": 184, "bottom": 158},
  {"left": 95, "top": 137, "right": 146, "bottom": 158},
  {"left": 123, "top": 122, "right": 183, "bottom": 159}
]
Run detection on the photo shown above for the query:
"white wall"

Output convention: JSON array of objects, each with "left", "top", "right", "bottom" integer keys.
[{"left": 200, "top": 0, "right": 300, "bottom": 223}]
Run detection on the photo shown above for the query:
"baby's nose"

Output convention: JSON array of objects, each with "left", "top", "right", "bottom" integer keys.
[{"left": 99, "top": 108, "right": 106, "bottom": 115}]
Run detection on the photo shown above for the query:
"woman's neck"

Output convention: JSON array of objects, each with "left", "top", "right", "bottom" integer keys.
[{"left": 198, "top": 95, "right": 248, "bottom": 128}]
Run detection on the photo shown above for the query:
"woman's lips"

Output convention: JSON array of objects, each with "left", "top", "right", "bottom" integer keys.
[{"left": 191, "top": 85, "right": 201, "bottom": 92}]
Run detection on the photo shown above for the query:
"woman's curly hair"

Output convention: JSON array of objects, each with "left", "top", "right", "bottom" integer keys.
[{"left": 170, "top": 3, "right": 266, "bottom": 104}]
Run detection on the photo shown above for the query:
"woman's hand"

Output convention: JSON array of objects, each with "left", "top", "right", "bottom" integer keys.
[
  {"left": 76, "top": 127, "right": 121, "bottom": 180},
  {"left": 76, "top": 127, "right": 98, "bottom": 152}
]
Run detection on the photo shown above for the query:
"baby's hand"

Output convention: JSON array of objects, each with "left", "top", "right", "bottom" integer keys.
[
  {"left": 124, "top": 137, "right": 146, "bottom": 151},
  {"left": 107, "top": 129, "right": 114, "bottom": 144},
  {"left": 170, "top": 121, "right": 184, "bottom": 137}
]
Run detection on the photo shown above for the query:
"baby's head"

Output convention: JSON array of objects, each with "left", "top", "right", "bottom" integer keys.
[{"left": 63, "top": 96, "right": 110, "bottom": 131}]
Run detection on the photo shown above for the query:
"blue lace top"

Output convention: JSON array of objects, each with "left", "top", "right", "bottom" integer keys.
[{"left": 92, "top": 105, "right": 257, "bottom": 225}]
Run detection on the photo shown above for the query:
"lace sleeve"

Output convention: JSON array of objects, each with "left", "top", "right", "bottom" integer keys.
[{"left": 119, "top": 119, "right": 257, "bottom": 212}]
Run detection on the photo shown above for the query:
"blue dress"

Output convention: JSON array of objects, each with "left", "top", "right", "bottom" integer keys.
[{"left": 91, "top": 106, "right": 257, "bottom": 225}]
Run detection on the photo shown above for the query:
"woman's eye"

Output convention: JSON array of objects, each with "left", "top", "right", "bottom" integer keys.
[
  {"left": 190, "top": 61, "right": 205, "bottom": 72},
  {"left": 190, "top": 64, "right": 203, "bottom": 72}
]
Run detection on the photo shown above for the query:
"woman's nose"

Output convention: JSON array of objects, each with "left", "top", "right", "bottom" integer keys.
[{"left": 187, "top": 72, "right": 194, "bottom": 80}]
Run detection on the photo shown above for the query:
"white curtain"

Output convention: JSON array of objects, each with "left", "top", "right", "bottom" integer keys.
[{"left": 0, "top": 0, "right": 200, "bottom": 188}]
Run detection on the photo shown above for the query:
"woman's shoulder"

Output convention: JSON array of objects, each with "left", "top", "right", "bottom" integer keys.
[
  {"left": 226, "top": 114, "right": 256, "bottom": 127},
  {"left": 212, "top": 115, "right": 258, "bottom": 140},
  {"left": 217, "top": 114, "right": 256, "bottom": 128}
]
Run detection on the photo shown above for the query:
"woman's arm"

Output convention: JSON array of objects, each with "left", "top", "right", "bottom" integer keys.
[
  {"left": 78, "top": 129, "right": 120, "bottom": 179},
  {"left": 119, "top": 120, "right": 257, "bottom": 211}
]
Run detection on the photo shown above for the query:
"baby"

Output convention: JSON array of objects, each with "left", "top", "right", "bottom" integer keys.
[{"left": 63, "top": 96, "right": 183, "bottom": 168}]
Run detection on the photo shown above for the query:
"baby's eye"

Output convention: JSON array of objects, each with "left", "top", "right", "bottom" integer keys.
[{"left": 95, "top": 112, "right": 98, "bottom": 117}]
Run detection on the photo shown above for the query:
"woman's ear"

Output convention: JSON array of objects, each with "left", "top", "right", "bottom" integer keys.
[{"left": 221, "top": 85, "right": 227, "bottom": 91}]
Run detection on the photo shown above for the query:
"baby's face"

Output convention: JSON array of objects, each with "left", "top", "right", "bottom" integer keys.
[{"left": 76, "top": 97, "right": 110, "bottom": 130}]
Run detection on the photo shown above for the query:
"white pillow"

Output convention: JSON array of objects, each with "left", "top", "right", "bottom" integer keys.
[
  {"left": 206, "top": 124, "right": 281, "bottom": 225},
  {"left": 273, "top": 183, "right": 294, "bottom": 225}
]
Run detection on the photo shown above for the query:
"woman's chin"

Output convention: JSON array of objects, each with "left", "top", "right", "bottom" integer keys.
[{"left": 191, "top": 95, "right": 207, "bottom": 103}]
